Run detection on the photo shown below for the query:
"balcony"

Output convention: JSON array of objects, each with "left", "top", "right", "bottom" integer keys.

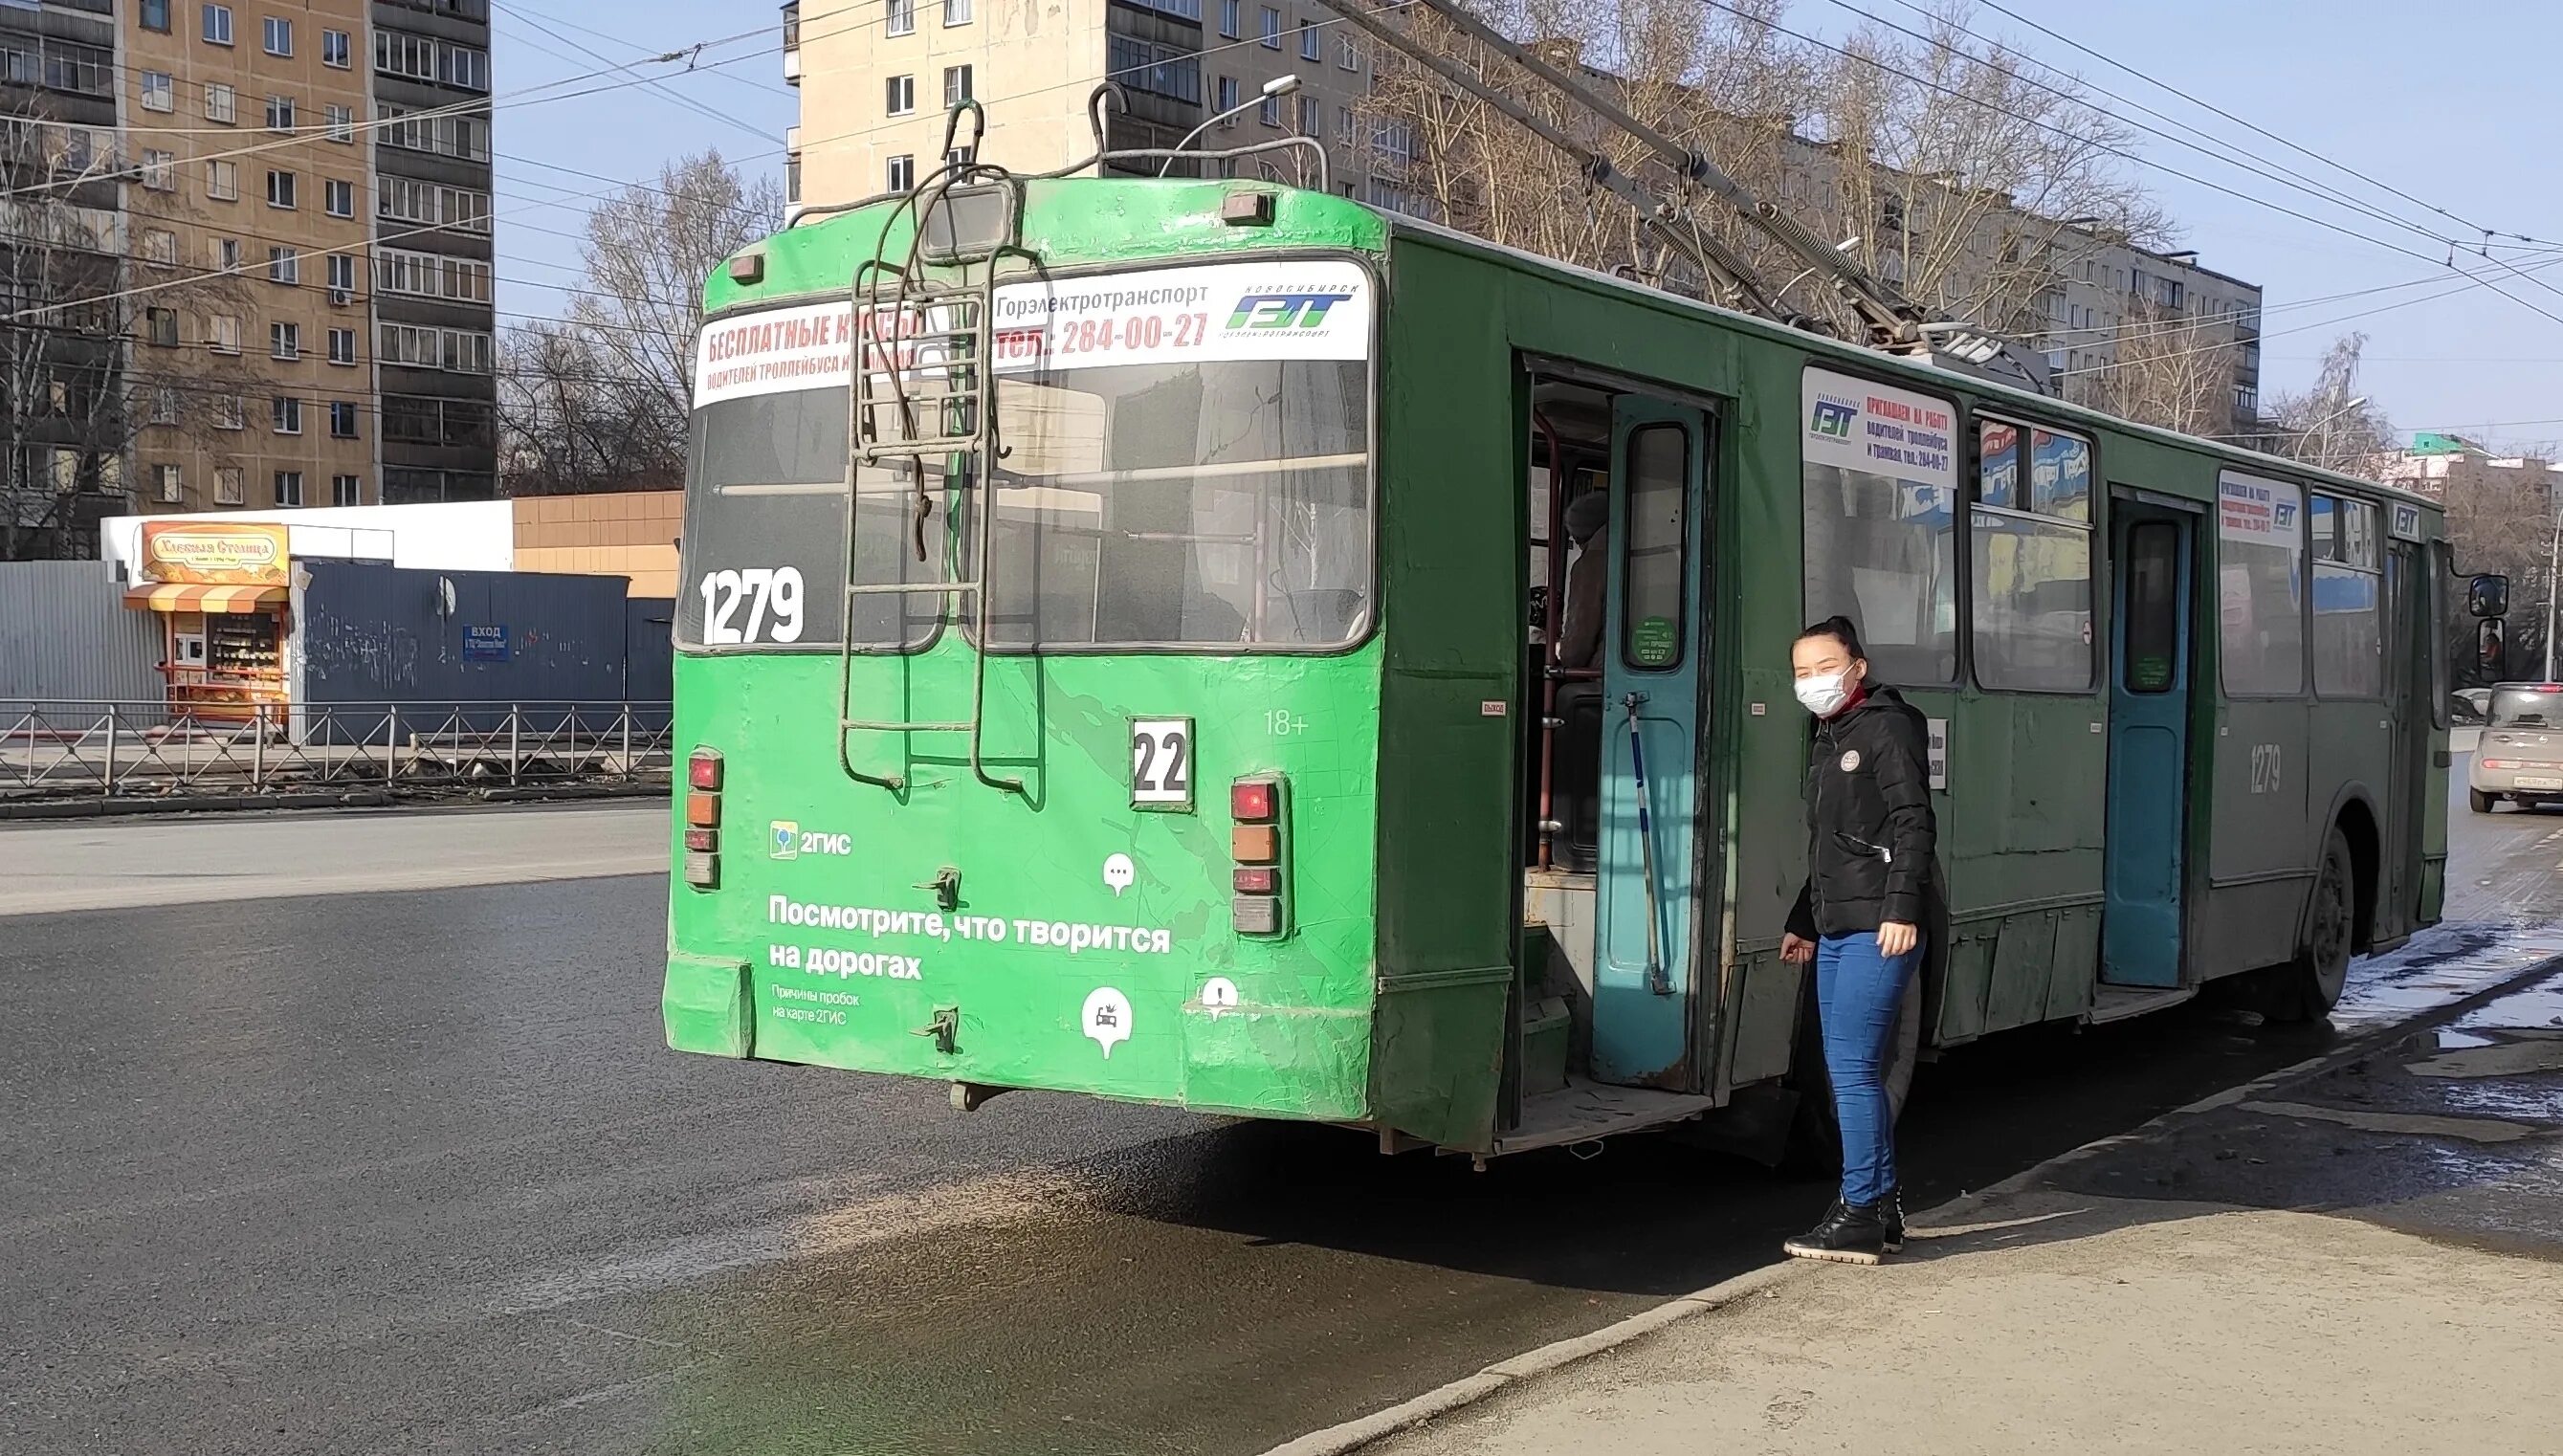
[{"left": 782, "top": 2, "right": 800, "bottom": 85}]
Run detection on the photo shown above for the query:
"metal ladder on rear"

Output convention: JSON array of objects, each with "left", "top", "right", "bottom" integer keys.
[{"left": 837, "top": 105, "right": 1026, "bottom": 794}]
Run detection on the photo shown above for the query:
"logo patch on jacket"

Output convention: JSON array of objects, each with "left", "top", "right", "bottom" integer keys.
[{"left": 1839, "top": 750, "right": 1862, "bottom": 771}]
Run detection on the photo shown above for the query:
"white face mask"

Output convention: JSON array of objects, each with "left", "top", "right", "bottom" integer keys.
[{"left": 1794, "top": 669, "right": 1853, "bottom": 717}]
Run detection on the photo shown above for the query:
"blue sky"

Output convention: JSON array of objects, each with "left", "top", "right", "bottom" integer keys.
[{"left": 489, "top": 0, "right": 2563, "bottom": 447}]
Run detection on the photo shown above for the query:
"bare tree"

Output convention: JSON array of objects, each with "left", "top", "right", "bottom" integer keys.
[
  {"left": 2265, "top": 332, "right": 2396, "bottom": 476},
  {"left": 2074, "top": 299, "right": 2239, "bottom": 437},
  {"left": 499, "top": 150, "right": 783, "bottom": 496},
  {"left": 1355, "top": 0, "right": 2162, "bottom": 344}
]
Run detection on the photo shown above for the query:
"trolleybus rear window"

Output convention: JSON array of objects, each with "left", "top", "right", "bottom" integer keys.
[{"left": 676, "top": 258, "right": 1374, "bottom": 652}]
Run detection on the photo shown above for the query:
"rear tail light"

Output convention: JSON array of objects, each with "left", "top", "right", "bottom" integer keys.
[
  {"left": 2483, "top": 759, "right": 2515, "bottom": 770},
  {"left": 1230, "top": 774, "right": 1287, "bottom": 937},
  {"left": 684, "top": 746, "right": 721, "bottom": 888}
]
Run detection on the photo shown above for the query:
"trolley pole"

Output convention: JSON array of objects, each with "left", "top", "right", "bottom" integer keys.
[{"left": 2545, "top": 502, "right": 2561, "bottom": 683}]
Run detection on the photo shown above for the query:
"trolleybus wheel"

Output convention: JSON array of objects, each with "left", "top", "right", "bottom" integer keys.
[
  {"left": 1781, "top": 967, "right": 1922, "bottom": 1179},
  {"left": 2260, "top": 828, "right": 2355, "bottom": 1025},
  {"left": 2469, "top": 789, "right": 2497, "bottom": 814}
]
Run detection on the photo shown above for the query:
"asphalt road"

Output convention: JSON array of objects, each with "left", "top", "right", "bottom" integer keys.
[{"left": 3, "top": 776, "right": 2558, "bottom": 1456}]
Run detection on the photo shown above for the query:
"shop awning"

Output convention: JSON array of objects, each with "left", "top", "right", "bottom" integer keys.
[{"left": 122, "top": 584, "right": 290, "bottom": 612}]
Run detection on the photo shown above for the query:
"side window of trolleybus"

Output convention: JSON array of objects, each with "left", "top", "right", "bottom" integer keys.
[
  {"left": 1800, "top": 365, "right": 1957, "bottom": 685},
  {"left": 1970, "top": 421, "right": 2094, "bottom": 692},
  {"left": 2309, "top": 493, "right": 2383, "bottom": 697},
  {"left": 2219, "top": 470, "right": 2306, "bottom": 695}
]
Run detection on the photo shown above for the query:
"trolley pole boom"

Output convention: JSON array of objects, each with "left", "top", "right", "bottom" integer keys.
[
  {"left": 1376, "top": 0, "right": 1923, "bottom": 343},
  {"left": 1315, "top": 0, "right": 1779, "bottom": 318}
]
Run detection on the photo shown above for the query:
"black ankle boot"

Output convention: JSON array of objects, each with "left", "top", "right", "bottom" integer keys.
[
  {"left": 1882, "top": 1189, "right": 1905, "bottom": 1253},
  {"left": 1783, "top": 1199, "right": 1889, "bottom": 1265}
]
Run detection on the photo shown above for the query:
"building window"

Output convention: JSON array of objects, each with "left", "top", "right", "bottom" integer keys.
[
  {"left": 155, "top": 464, "right": 185, "bottom": 502},
  {"left": 888, "top": 154, "right": 914, "bottom": 191},
  {"left": 265, "top": 95, "right": 295, "bottom": 132},
  {"left": 143, "top": 0, "right": 172, "bottom": 33},
  {"left": 271, "top": 321, "right": 300, "bottom": 360},
  {"left": 214, "top": 467, "right": 245, "bottom": 505},
  {"left": 1107, "top": 34, "right": 1202, "bottom": 104},
  {"left": 1299, "top": 19, "right": 1319, "bottom": 60},
  {"left": 1338, "top": 34, "right": 1358, "bottom": 69},
  {"left": 887, "top": 0, "right": 915, "bottom": 36},
  {"left": 273, "top": 398, "right": 303, "bottom": 435},
  {"left": 1297, "top": 94, "right": 1317, "bottom": 135},
  {"left": 376, "top": 177, "right": 490, "bottom": 232},
  {"left": 944, "top": 0, "right": 970, "bottom": 25},
  {"left": 1220, "top": 0, "right": 1239, "bottom": 36},
  {"left": 263, "top": 15, "right": 291, "bottom": 56},
  {"left": 322, "top": 28, "right": 350, "bottom": 67},
  {"left": 325, "top": 103, "right": 353, "bottom": 142},
  {"left": 213, "top": 394, "right": 243, "bottom": 430},
  {"left": 944, "top": 64, "right": 973, "bottom": 107},
  {"left": 143, "top": 150, "right": 177, "bottom": 191},
  {"left": 323, "top": 178, "right": 355, "bottom": 217},
  {"left": 210, "top": 237, "right": 240, "bottom": 272},
  {"left": 785, "top": 153, "right": 801, "bottom": 205},
  {"left": 267, "top": 246, "right": 298, "bottom": 284},
  {"left": 1260, "top": 6, "right": 1280, "bottom": 47},
  {"left": 151, "top": 387, "right": 183, "bottom": 425},
  {"left": 377, "top": 322, "right": 494, "bottom": 373},
  {"left": 142, "top": 71, "right": 174, "bottom": 112},
  {"left": 886, "top": 74, "right": 914, "bottom": 115},
  {"left": 266, "top": 169, "right": 297, "bottom": 209},
  {"left": 206, "top": 83, "right": 235, "bottom": 123},
  {"left": 1334, "top": 104, "right": 1352, "bottom": 142},
  {"left": 274, "top": 470, "right": 303, "bottom": 506},
  {"left": 1216, "top": 74, "right": 1238, "bottom": 121},
  {"left": 141, "top": 229, "right": 179, "bottom": 267},
  {"left": 207, "top": 159, "right": 238, "bottom": 200},
  {"left": 332, "top": 474, "right": 361, "bottom": 507},
  {"left": 1259, "top": 91, "right": 1280, "bottom": 126},
  {"left": 204, "top": 4, "right": 233, "bottom": 45},
  {"left": 328, "top": 327, "right": 357, "bottom": 364},
  {"left": 330, "top": 401, "right": 359, "bottom": 439},
  {"left": 146, "top": 307, "right": 181, "bottom": 347},
  {"left": 326, "top": 253, "right": 355, "bottom": 295},
  {"left": 209, "top": 314, "right": 241, "bottom": 354}
]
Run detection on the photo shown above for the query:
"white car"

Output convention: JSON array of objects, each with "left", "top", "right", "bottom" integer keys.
[{"left": 2470, "top": 683, "right": 2563, "bottom": 811}]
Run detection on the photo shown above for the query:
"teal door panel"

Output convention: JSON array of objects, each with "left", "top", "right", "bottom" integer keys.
[
  {"left": 2105, "top": 506, "right": 2193, "bottom": 988},
  {"left": 1594, "top": 398, "right": 1710, "bottom": 1084}
]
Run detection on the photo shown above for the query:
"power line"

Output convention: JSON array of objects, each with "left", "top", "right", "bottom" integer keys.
[{"left": 1680, "top": 0, "right": 2563, "bottom": 332}]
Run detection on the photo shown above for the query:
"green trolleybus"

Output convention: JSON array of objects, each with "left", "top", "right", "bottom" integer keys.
[{"left": 662, "top": 148, "right": 2464, "bottom": 1159}]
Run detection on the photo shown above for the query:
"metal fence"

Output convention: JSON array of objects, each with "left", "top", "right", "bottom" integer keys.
[{"left": 0, "top": 700, "right": 674, "bottom": 801}]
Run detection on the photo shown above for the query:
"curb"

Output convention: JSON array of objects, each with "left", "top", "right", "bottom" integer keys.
[
  {"left": 0, "top": 783, "right": 668, "bottom": 820},
  {"left": 1256, "top": 949, "right": 2563, "bottom": 1456}
]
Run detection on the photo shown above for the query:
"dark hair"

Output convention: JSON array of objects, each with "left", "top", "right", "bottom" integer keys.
[{"left": 1795, "top": 615, "right": 1867, "bottom": 661}]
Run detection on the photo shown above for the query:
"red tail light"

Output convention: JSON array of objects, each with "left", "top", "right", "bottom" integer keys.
[
  {"left": 684, "top": 747, "right": 721, "bottom": 888},
  {"left": 1231, "top": 774, "right": 1287, "bottom": 937}
]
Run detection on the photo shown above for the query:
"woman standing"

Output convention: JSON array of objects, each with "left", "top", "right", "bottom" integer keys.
[{"left": 1779, "top": 616, "right": 1936, "bottom": 1266}]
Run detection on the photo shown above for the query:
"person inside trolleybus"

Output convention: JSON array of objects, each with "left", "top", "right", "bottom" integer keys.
[{"left": 1557, "top": 490, "right": 1610, "bottom": 672}]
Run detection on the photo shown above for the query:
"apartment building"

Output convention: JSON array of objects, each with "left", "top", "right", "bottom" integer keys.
[
  {"left": 112, "top": 0, "right": 491, "bottom": 526},
  {"left": 783, "top": 0, "right": 1377, "bottom": 213},
  {"left": 368, "top": 0, "right": 495, "bottom": 505},
  {"left": 2040, "top": 236, "right": 2265, "bottom": 438}
]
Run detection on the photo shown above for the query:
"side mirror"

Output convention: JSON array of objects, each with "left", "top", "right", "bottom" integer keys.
[
  {"left": 2468, "top": 574, "right": 2511, "bottom": 619},
  {"left": 2478, "top": 617, "right": 2506, "bottom": 674}
]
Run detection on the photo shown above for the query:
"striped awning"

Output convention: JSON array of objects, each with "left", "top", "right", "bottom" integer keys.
[{"left": 122, "top": 583, "right": 290, "bottom": 612}]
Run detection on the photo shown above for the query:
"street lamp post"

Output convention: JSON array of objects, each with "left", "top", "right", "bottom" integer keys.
[{"left": 1161, "top": 75, "right": 1300, "bottom": 178}]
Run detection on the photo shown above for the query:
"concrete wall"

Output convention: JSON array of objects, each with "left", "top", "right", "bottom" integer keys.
[{"left": 0, "top": 563, "right": 165, "bottom": 713}]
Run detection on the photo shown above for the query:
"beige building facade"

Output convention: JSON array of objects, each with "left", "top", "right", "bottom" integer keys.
[
  {"left": 125, "top": 0, "right": 376, "bottom": 518},
  {"left": 783, "top": 0, "right": 1377, "bottom": 212}
]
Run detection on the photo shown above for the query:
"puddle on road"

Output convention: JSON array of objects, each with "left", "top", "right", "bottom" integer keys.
[{"left": 2331, "top": 924, "right": 2563, "bottom": 1033}]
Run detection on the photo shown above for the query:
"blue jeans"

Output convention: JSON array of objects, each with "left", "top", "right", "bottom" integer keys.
[{"left": 1817, "top": 931, "right": 1922, "bottom": 1207}]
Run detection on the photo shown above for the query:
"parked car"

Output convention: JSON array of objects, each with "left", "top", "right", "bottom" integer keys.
[
  {"left": 2451, "top": 688, "right": 2491, "bottom": 725},
  {"left": 2470, "top": 683, "right": 2563, "bottom": 811}
]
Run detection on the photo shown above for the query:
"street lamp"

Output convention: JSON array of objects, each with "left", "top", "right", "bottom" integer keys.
[
  {"left": 1161, "top": 75, "right": 1300, "bottom": 178},
  {"left": 2295, "top": 394, "right": 2371, "bottom": 436}
]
